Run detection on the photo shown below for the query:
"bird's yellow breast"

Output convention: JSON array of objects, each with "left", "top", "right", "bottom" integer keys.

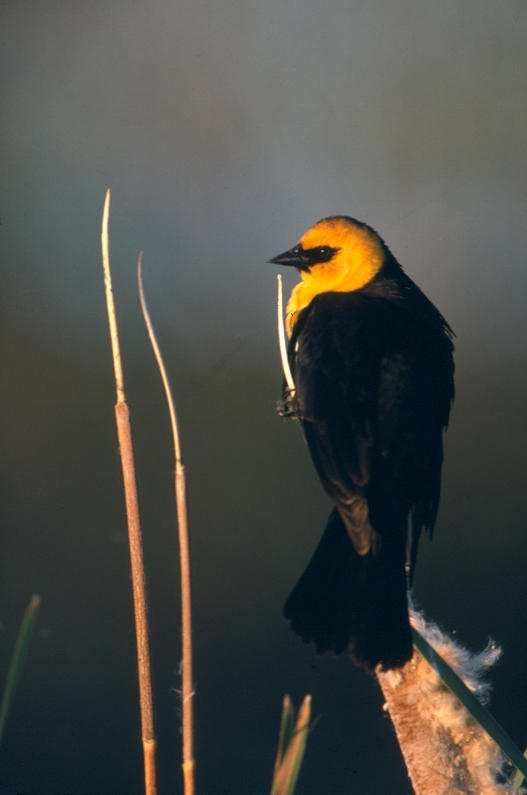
[{"left": 286, "top": 218, "right": 385, "bottom": 336}]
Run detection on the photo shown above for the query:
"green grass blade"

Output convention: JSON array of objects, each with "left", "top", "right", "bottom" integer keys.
[
  {"left": 273, "top": 695, "right": 296, "bottom": 776},
  {"left": 0, "top": 594, "right": 40, "bottom": 746},
  {"left": 512, "top": 747, "right": 527, "bottom": 790},
  {"left": 271, "top": 695, "right": 311, "bottom": 795},
  {"left": 412, "top": 627, "right": 527, "bottom": 782}
]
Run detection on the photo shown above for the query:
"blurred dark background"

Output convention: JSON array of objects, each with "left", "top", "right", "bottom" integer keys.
[{"left": 1, "top": 2, "right": 527, "bottom": 793}]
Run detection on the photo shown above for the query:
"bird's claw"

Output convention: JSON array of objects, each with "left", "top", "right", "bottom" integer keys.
[{"left": 277, "top": 389, "right": 297, "bottom": 419}]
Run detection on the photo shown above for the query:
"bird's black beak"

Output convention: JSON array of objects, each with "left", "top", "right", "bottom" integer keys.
[{"left": 268, "top": 247, "right": 311, "bottom": 272}]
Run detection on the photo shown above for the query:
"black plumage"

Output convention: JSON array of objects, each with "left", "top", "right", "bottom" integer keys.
[{"left": 271, "top": 217, "right": 454, "bottom": 671}]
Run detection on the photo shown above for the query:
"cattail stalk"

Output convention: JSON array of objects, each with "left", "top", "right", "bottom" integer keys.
[
  {"left": 377, "top": 610, "right": 520, "bottom": 795},
  {"left": 101, "top": 190, "right": 157, "bottom": 795},
  {"left": 138, "top": 254, "right": 195, "bottom": 795}
]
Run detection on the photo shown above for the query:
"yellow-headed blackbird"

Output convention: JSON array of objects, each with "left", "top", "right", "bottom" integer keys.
[{"left": 269, "top": 216, "right": 454, "bottom": 671}]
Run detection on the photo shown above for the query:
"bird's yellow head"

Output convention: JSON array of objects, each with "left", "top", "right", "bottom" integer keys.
[{"left": 270, "top": 216, "right": 386, "bottom": 335}]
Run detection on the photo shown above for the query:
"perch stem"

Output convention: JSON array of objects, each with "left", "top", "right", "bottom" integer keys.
[{"left": 277, "top": 275, "right": 295, "bottom": 395}]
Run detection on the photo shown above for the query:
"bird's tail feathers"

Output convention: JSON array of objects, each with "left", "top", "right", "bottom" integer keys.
[{"left": 284, "top": 508, "right": 412, "bottom": 671}]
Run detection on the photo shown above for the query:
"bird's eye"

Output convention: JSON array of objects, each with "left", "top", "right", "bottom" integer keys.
[{"left": 312, "top": 245, "right": 336, "bottom": 262}]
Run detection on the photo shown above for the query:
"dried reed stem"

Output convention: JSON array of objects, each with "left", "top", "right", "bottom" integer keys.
[
  {"left": 277, "top": 274, "right": 295, "bottom": 395},
  {"left": 101, "top": 191, "right": 157, "bottom": 795},
  {"left": 138, "top": 254, "right": 195, "bottom": 795}
]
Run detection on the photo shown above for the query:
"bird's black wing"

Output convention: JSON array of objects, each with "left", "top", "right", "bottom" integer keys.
[
  {"left": 290, "top": 286, "right": 453, "bottom": 545},
  {"left": 282, "top": 263, "right": 453, "bottom": 669},
  {"left": 290, "top": 292, "right": 378, "bottom": 503}
]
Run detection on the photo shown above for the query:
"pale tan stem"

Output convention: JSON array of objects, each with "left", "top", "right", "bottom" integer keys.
[
  {"left": 101, "top": 192, "right": 157, "bottom": 795},
  {"left": 101, "top": 191, "right": 125, "bottom": 402},
  {"left": 138, "top": 255, "right": 195, "bottom": 795},
  {"left": 176, "top": 465, "right": 195, "bottom": 795},
  {"left": 277, "top": 275, "right": 295, "bottom": 396}
]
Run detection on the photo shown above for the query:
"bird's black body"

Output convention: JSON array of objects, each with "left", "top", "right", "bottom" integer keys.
[{"left": 272, "top": 218, "right": 454, "bottom": 671}]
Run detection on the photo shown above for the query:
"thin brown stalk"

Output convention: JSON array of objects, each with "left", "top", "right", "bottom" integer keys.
[
  {"left": 138, "top": 254, "right": 195, "bottom": 795},
  {"left": 101, "top": 191, "right": 157, "bottom": 795}
]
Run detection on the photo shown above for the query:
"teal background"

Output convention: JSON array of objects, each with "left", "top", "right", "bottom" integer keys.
[{"left": 1, "top": 2, "right": 527, "bottom": 792}]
